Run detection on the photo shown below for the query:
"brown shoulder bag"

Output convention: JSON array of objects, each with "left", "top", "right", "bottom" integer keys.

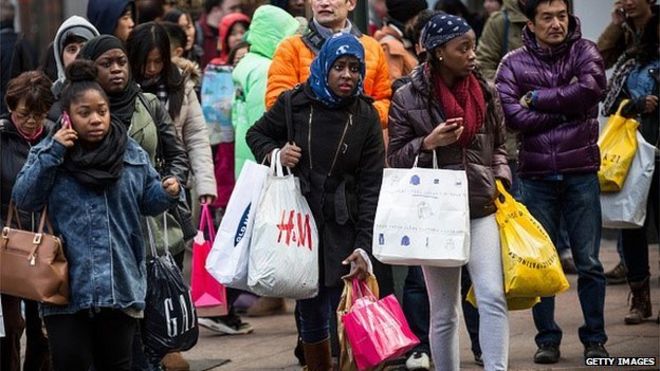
[{"left": 0, "top": 200, "right": 69, "bottom": 305}]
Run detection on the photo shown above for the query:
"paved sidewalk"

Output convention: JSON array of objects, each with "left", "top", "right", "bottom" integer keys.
[{"left": 183, "top": 239, "right": 660, "bottom": 371}]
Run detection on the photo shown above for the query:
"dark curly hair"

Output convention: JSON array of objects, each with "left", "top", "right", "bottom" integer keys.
[{"left": 60, "top": 59, "right": 108, "bottom": 112}]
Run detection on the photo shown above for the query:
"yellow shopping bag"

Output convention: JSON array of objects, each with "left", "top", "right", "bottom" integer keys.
[
  {"left": 337, "top": 275, "right": 379, "bottom": 371},
  {"left": 495, "top": 180, "right": 569, "bottom": 298},
  {"left": 597, "top": 100, "right": 639, "bottom": 192},
  {"left": 466, "top": 286, "right": 540, "bottom": 311}
]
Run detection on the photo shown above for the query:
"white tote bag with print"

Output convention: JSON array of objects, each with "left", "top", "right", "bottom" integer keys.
[
  {"left": 247, "top": 152, "right": 319, "bottom": 299},
  {"left": 206, "top": 160, "right": 269, "bottom": 291},
  {"left": 373, "top": 152, "right": 470, "bottom": 267},
  {"left": 601, "top": 133, "right": 656, "bottom": 229}
]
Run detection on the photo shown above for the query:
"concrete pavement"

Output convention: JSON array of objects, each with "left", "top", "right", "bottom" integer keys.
[{"left": 182, "top": 238, "right": 660, "bottom": 371}]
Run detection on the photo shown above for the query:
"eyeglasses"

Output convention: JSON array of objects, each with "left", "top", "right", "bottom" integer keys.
[{"left": 12, "top": 111, "right": 47, "bottom": 121}]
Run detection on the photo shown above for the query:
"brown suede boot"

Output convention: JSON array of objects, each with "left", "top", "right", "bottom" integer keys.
[
  {"left": 302, "top": 338, "right": 332, "bottom": 371},
  {"left": 162, "top": 352, "right": 190, "bottom": 371},
  {"left": 625, "top": 278, "right": 652, "bottom": 325}
]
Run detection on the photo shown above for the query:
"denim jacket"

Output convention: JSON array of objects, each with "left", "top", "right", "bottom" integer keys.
[{"left": 12, "top": 136, "right": 178, "bottom": 316}]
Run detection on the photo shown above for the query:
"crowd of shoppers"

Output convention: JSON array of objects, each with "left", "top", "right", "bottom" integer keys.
[{"left": 0, "top": 1, "right": 657, "bottom": 371}]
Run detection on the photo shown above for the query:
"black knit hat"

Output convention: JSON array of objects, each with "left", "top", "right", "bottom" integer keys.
[{"left": 386, "top": 0, "right": 428, "bottom": 25}]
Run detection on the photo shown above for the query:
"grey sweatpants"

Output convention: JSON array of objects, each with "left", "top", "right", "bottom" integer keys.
[{"left": 422, "top": 214, "right": 509, "bottom": 371}]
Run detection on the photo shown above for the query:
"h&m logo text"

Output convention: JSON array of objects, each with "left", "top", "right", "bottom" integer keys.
[{"left": 277, "top": 209, "right": 313, "bottom": 250}]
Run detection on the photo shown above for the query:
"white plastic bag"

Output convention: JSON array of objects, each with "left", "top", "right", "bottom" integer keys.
[
  {"left": 373, "top": 152, "right": 470, "bottom": 267},
  {"left": 206, "top": 160, "right": 269, "bottom": 290},
  {"left": 601, "top": 133, "right": 656, "bottom": 229},
  {"left": 248, "top": 152, "right": 319, "bottom": 299}
]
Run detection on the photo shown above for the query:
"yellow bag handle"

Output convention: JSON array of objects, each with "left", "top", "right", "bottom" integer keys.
[
  {"left": 494, "top": 179, "right": 513, "bottom": 209},
  {"left": 614, "top": 99, "right": 632, "bottom": 117}
]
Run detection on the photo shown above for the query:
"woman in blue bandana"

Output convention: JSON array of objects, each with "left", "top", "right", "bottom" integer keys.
[{"left": 247, "top": 33, "right": 385, "bottom": 370}]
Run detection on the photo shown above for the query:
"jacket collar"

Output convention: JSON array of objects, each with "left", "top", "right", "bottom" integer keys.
[{"left": 302, "top": 19, "right": 363, "bottom": 54}]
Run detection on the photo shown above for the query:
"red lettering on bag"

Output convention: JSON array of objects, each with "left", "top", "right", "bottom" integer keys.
[
  {"left": 276, "top": 209, "right": 313, "bottom": 250},
  {"left": 277, "top": 210, "right": 295, "bottom": 245},
  {"left": 297, "top": 213, "right": 312, "bottom": 251}
]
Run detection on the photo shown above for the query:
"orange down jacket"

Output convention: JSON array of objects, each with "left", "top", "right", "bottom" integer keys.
[{"left": 266, "top": 33, "right": 392, "bottom": 128}]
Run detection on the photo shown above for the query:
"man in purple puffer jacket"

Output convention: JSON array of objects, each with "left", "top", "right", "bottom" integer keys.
[{"left": 495, "top": 0, "right": 608, "bottom": 365}]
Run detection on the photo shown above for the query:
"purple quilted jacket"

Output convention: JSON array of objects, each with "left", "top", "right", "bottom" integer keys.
[{"left": 495, "top": 16, "right": 606, "bottom": 177}]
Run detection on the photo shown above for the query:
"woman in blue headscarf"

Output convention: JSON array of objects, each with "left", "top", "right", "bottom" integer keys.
[{"left": 247, "top": 33, "right": 385, "bottom": 370}]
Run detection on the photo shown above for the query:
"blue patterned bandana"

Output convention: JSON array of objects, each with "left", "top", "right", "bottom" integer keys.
[
  {"left": 309, "top": 33, "right": 365, "bottom": 108},
  {"left": 421, "top": 13, "right": 472, "bottom": 52}
]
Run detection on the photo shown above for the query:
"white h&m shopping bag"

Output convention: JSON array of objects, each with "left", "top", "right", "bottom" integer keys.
[
  {"left": 601, "top": 133, "right": 656, "bottom": 229},
  {"left": 373, "top": 152, "right": 470, "bottom": 267},
  {"left": 248, "top": 152, "right": 319, "bottom": 299},
  {"left": 206, "top": 160, "right": 269, "bottom": 290}
]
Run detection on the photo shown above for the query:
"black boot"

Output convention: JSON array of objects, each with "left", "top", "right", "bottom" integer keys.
[{"left": 625, "top": 277, "right": 652, "bottom": 324}]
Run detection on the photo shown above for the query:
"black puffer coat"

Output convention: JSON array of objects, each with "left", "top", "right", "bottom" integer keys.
[
  {"left": 0, "top": 116, "right": 52, "bottom": 229},
  {"left": 247, "top": 84, "right": 385, "bottom": 288}
]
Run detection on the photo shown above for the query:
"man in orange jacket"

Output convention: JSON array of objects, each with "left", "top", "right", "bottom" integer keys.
[{"left": 266, "top": 0, "right": 392, "bottom": 128}]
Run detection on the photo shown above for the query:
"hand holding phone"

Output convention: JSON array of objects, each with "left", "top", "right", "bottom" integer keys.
[
  {"left": 61, "top": 111, "right": 72, "bottom": 129},
  {"left": 612, "top": 1, "right": 626, "bottom": 25},
  {"left": 446, "top": 117, "right": 463, "bottom": 131},
  {"left": 422, "top": 117, "right": 464, "bottom": 149}
]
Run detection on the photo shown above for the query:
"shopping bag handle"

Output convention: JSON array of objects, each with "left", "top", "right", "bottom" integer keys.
[
  {"left": 269, "top": 149, "right": 292, "bottom": 177},
  {"left": 615, "top": 99, "right": 631, "bottom": 116},
  {"left": 494, "top": 179, "right": 515, "bottom": 209},
  {"left": 413, "top": 149, "right": 438, "bottom": 169},
  {"left": 199, "top": 203, "right": 216, "bottom": 241},
  {"left": 351, "top": 278, "right": 377, "bottom": 304}
]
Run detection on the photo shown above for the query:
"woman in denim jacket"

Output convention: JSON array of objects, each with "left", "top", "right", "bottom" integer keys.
[{"left": 11, "top": 60, "right": 180, "bottom": 371}]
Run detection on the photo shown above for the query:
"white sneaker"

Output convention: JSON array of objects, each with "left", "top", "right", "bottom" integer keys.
[
  {"left": 197, "top": 317, "right": 253, "bottom": 335},
  {"left": 406, "top": 351, "right": 430, "bottom": 370}
]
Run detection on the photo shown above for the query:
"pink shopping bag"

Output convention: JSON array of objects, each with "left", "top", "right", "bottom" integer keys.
[
  {"left": 341, "top": 279, "right": 419, "bottom": 370},
  {"left": 191, "top": 203, "right": 228, "bottom": 317}
]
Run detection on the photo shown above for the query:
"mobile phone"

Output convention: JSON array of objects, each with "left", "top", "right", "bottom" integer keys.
[
  {"left": 447, "top": 117, "right": 463, "bottom": 129},
  {"left": 61, "top": 111, "right": 71, "bottom": 129},
  {"left": 617, "top": 7, "right": 627, "bottom": 18}
]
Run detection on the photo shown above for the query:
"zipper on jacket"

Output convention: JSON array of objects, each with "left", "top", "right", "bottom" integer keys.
[
  {"left": 307, "top": 107, "right": 314, "bottom": 170},
  {"left": 328, "top": 114, "right": 352, "bottom": 177}
]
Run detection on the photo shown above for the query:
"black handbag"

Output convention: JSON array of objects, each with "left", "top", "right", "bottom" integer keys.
[{"left": 141, "top": 220, "right": 198, "bottom": 361}]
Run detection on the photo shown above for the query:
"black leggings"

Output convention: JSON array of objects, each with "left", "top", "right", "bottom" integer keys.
[{"left": 44, "top": 309, "right": 138, "bottom": 371}]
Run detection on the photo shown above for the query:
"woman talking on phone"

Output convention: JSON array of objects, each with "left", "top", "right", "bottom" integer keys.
[{"left": 387, "top": 13, "right": 511, "bottom": 371}]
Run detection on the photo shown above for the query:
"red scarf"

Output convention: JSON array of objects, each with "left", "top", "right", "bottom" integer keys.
[{"left": 433, "top": 73, "right": 486, "bottom": 147}]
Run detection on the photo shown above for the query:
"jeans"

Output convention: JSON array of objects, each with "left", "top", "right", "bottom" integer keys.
[
  {"left": 621, "top": 160, "right": 659, "bottom": 283},
  {"left": 511, "top": 160, "right": 571, "bottom": 257},
  {"left": 297, "top": 286, "right": 343, "bottom": 343},
  {"left": 402, "top": 266, "right": 430, "bottom": 354},
  {"left": 44, "top": 309, "right": 138, "bottom": 371},
  {"left": 520, "top": 173, "right": 607, "bottom": 346},
  {"left": 460, "top": 267, "right": 482, "bottom": 357}
]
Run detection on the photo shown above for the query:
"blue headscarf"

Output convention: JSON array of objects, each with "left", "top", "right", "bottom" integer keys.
[
  {"left": 309, "top": 33, "right": 365, "bottom": 108},
  {"left": 421, "top": 13, "right": 472, "bottom": 51}
]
